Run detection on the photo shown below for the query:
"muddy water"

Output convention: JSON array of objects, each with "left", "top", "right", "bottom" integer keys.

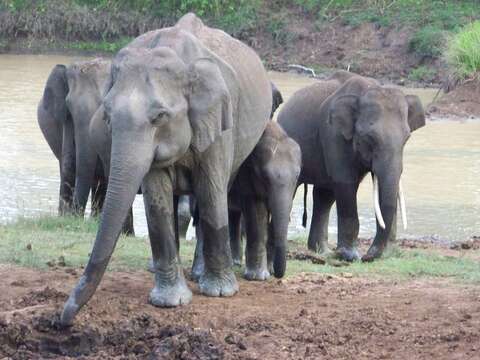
[{"left": 0, "top": 55, "right": 478, "bottom": 244}]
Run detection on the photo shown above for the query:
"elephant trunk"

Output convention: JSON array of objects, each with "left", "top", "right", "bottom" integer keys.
[
  {"left": 268, "top": 187, "right": 292, "bottom": 278},
  {"left": 60, "top": 137, "right": 152, "bottom": 326},
  {"left": 73, "top": 145, "right": 98, "bottom": 216}
]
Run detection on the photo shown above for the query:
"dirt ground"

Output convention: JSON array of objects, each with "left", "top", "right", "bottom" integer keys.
[
  {"left": 1, "top": 242, "right": 479, "bottom": 360},
  {"left": 429, "top": 79, "right": 480, "bottom": 119}
]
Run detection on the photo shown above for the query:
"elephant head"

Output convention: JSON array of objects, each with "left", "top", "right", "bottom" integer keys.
[
  {"left": 61, "top": 43, "right": 235, "bottom": 325},
  {"left": 328, "top": 79, "right": 425, "bottom": 259}
]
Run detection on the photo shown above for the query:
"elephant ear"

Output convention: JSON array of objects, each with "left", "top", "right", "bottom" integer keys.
[
  {"left": 188, "top": 58, "right": 233, "bottom": 153},
  {"left": 41, "top": 64, "right": 69, "bottom": 123},
  {"left": 328, "top": 94, "right": 359, "bottom": 140},
  {"left": 405, "top": 95, "right": 426, "bottom": 132}
]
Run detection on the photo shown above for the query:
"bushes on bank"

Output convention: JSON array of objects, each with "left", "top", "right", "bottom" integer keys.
[{"left": 446, "top": 20, "right": 480, "bottom": 80}]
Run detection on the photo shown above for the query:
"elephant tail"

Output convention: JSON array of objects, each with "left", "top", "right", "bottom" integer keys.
[{"left": 302, "top": 183, "right": 308, "bottom": 228}]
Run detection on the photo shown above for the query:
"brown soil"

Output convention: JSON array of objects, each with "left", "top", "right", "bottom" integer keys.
[
  {"left": 429, "top": 79, "right": 480, "bottom": 119},
  {"left": 1, "top": 250, "right": 479, "bottom": 360},
  {"left": 247, "top": 8, "right": 440, "bottom": 86}
]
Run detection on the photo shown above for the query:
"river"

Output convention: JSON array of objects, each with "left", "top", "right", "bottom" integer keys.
[{"left": 0, "top": 54, "right": 479, "bottom": 243}]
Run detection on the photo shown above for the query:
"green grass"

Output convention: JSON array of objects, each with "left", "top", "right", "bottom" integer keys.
[
  {"left": 67, "top": 37, "right": 133, "bottom": 53},
  {"left": 0, "top": 215, "right": 194, "bottom": 271},
  {"left": 408, "top": 65, "right": 437, "bottom": 82},
  {"left": 1, "top": 216, "right": 479, "bottom": 284},
  {"left": 446, "top": 20, "right": 480, "bottom": 80}
]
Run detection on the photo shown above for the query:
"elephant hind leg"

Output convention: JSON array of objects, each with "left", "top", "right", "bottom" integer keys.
[
  {"left": 307, "top": 187, "right": 335, "bottom": 255},
  {"left": 229, "top": 209, "right": 243, "bottom": 266}
]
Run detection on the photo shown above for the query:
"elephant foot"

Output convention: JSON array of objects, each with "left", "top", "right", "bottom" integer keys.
[
  {"left": 232, "top": 258, "right": 242, "bottom": 267},
  {"left": 149, "top": 272, "right": 192, "bottom": 307},
  {"left": 199, "top": 270, "right": 239, "bottom": 297},
  {"left": 335, "top": 247, "right": 361, "bottom": 262},
  {"left": 317, "top": 245, "right": 333, "bottom": 257},
  {"left": 244, "top": 266, "right": 270, "bottom": 281},
  {"left": 362, "top": 244, "right": 385, "bottom": 262}
]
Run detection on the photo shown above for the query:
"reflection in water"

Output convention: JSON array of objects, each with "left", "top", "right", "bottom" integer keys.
[{"left": 0, "top": 55, "right": 478, "bottom": 243}]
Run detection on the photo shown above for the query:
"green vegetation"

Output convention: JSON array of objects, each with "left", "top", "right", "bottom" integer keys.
[
  {"left": 409, "top": 26, "right": 446, "bottom": 58},
  {"left": 0, "top": 216, "right": 196, "bottom": 270},
  {"left": 446, "top": 20, "right": 480, "bottom": 79},
  {"left": 67, "top": 37, "right": 133, "bottom": 53},
  {"left": 408, "top": 65, "right": 437, "bottom": 82},
  {"left": 1, "top": 216, "right": 479, "bottom": 283}
]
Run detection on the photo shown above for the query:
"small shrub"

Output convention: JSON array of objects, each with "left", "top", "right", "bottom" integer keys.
[
  {"left": 446, "top": 21, "right": 480, "bottom": 80},
  {"left": 408, "top": 66, "right": 436, "bottom": 82},
  {"left": 409, "top": 25, "right": 445, "bottom": 58}
]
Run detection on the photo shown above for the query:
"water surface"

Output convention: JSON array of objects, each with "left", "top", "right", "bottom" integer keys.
[{"left": 0, "top": 55, "right": 478, "bottom": 243}]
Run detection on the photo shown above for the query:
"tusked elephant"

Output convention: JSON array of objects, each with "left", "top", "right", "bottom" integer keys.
[
  {"left": 38, "top": 59, "right": 110, "bottom": 217},
  {"left": 278, "top": 72, "right": 425, "bottom": 262},
  {"left": 59, "top": 13, "right": 272, "bottom": 326}
]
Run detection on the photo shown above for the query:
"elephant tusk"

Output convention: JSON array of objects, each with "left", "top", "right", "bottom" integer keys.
[
  {"left": 398, "top": 179, "right": 407, "bottom": 230},
  {"left": 373, "top": 174, "right": 386, "bottom": 229}
]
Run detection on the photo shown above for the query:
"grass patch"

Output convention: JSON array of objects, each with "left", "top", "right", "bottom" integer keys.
[
  {"left": 0, "top": 215, "right": 194, "bottom": 271},
  {"left": 408, "top": 65, "right": 437, "bottom": 82},
  {"left": 0, "top": 216, "right": 479, "bottom": 284},
  {"left": 67, "top": 37, "right": 132, "bottom": 53},
  {"left": 446, "top": 20, "right": 480, "bottom": 80}
]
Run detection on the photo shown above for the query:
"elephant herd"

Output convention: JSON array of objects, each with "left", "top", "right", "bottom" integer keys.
[{"left": 36, "top": 14, "right": 425, "bottom": 326}]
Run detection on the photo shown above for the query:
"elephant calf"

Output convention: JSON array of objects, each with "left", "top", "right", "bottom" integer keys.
[
  {"left": 230, "top": 121, "right": 301, "bottom": 279},
  {"left": 278, "top": 72, "right": 425, "bottom": 262}
]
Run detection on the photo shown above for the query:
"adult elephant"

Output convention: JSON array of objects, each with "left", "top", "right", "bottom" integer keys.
[
  {"left": 38, "top": 59, "right": 111, "bottom": 216},
  {"left": 60, "top": 13, "right": 272, "bottom": 326},
  {"left": 278, "top": 73, "right": 425, "bottom": 262}
]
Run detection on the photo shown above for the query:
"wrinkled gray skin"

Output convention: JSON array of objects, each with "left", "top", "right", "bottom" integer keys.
[
  {"left": 192, "top": 122, "right": 301, "bottom": 281},
  {"left": 278, "top": 71, "right": 425, "bottom": 262},
  {"left": 60, "top": 13, "right": 271, "bottom": 326},
  {"left": 38, "top": 59, "right": 135, "bottom": 234}
]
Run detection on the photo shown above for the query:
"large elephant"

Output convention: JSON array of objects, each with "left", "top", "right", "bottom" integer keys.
[
  {"left": 278, "top": 72, "right": 425, "bottom": 262},
  {"left": 60, "top": 13, "right": 272, "bottom": 326},
  {"left": 38, "top": 59, "right": 111, "bottom": 216}
]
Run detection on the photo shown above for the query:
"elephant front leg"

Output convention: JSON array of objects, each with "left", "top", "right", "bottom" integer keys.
[
  {"left": 143, "top": 169, "right": 192, "bottom": 307},
  {"left": 242, "top": 197, "right": 270, "bottom": 281},
  {"left": 363, "top": 207, "right": 397, "bottom": 262},
  {"left": 308, "top": 187, "right": 335, "bottom": 255},
  {"left": 334, "top": 183, "right": 361, "bottom": 261},
  {"left": 196, "top": 192, "right": 238, "bottom": 297}
]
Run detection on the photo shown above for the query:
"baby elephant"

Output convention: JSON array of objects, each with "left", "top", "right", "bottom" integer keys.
[{"left": 229, "top": 121, "right": 301, "bottom": 279}]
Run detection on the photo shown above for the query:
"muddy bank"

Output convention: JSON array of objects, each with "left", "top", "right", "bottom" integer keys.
[
  {"left": 429, "top": 79, "right": 480, "bottom": 119},
  {"left": 1, "top": 238, "right": 480, "bottom": 360}
]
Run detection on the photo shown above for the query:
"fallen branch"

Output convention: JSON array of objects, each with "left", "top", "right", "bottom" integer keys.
[{"left": 287, "top": 64, "right": 316, "bottom": 77}]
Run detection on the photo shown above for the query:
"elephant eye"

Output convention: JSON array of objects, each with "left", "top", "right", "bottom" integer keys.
[{"left": 150, "top": 108, "right": 170, "bottom": 127}]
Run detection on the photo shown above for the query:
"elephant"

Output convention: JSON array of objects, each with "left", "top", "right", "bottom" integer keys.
[
  {"left": 229, "top": 121, "right": 301, "bottom": 279},
  {"left": 278, "top": 72, "right": 425, "bottom": 262},
  {"left": 38, "top": 59, "right": 136, "bottom": 234},
  {"left": 59, "top": 13, "right": 272, "bottom": 326},
  {"left": 38, "top": 59, "right": 111, "bottom": 217}
]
